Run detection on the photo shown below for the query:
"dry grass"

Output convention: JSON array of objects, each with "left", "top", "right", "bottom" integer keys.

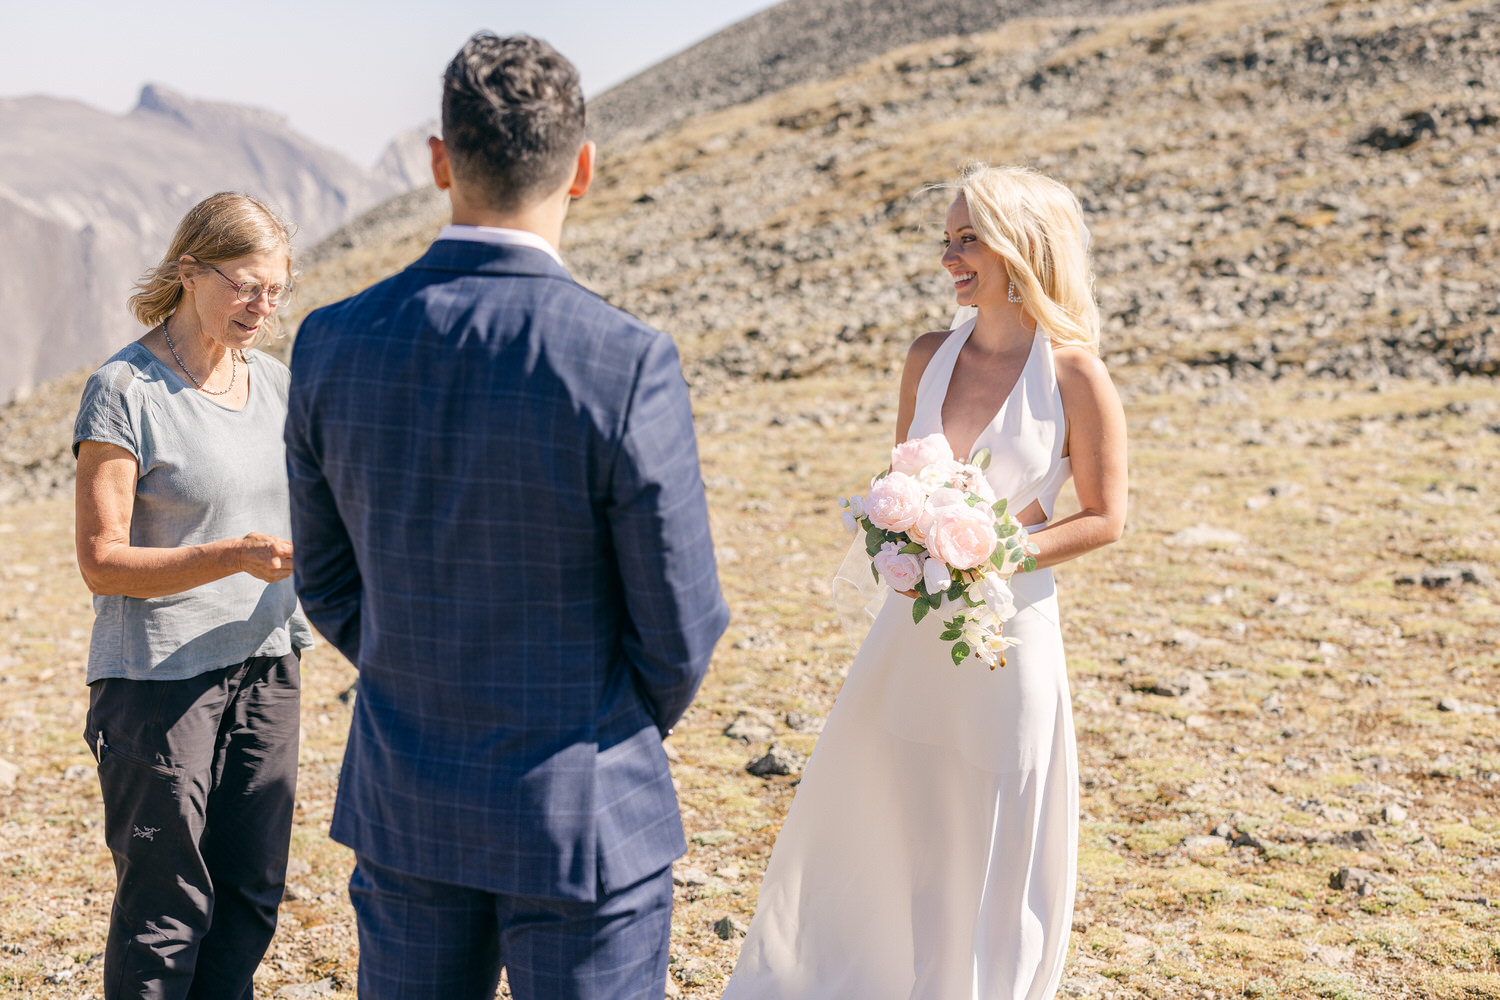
[{"left": 3, "top": 370, "right": 1498, "bottom": 998}]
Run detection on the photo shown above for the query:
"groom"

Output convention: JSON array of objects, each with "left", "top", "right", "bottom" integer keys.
[{"left": 284, "top": 32, "right": 729, "bottom": 999}]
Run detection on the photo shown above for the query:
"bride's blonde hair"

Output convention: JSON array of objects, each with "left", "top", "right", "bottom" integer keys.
[{"left": 950, "top": 163, "right": 1100, "bottom": 354}]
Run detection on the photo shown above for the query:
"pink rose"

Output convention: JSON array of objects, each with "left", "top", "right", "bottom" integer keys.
[
  {"left": 910, "top": 485, "right": 968, "bottom": 545},
  {"left": 890, "top": 433, "right": 954, "bottom": 476},
  {"left": 872, "top": 542, "right": 924, "bottom": 592},
  {"left": 864, "top": 472, "right": 926, "bottom": 532},
  {"left": 927, "top": 503, "right": 999, "bottom": 570}
]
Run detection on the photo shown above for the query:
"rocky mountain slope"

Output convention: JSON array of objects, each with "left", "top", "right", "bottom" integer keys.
[
  {"left": 292, "top": 0, "right": 1499, "bottom": 401},
  {"left": 0, "top": 85, "right": 426, "bottom": 405},
  {"left": 7, "top": 0, "right": 1497, "bottom": 505},
  {"left": 586, "top": 0, "right": 1210, "bottom": 145}
]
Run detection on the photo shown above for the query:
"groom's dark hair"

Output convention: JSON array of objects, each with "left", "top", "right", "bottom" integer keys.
[{"left": 441, "top": 32, "right": 586, "bottom": 212}]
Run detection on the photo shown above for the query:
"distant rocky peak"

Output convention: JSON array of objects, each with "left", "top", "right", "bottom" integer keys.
[
  {"left": 133, "top": 83, "right": 202, "bottom": 128},
  {"left": 132, "top": 82, "right": 285, "bottom": 132}
]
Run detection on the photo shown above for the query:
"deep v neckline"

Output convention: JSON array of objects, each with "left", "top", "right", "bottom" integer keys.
[{"left": 937, "top": 323, "right": 1040, "bottom": 462}]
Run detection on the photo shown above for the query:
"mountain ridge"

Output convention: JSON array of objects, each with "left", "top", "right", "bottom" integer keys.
[{"left": 0, "top": 85, "right": 429, "bottom": 405}]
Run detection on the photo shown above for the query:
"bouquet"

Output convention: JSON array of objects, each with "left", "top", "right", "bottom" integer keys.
[{"left": 839, "top": 433, "right": 1038, "bottom": 669}]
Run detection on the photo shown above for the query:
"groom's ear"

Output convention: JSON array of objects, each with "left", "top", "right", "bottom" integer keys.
[
  {"left": 429, "top": 135, "right": 453, "bottom": 191},
  {"left": 567, "top": 142, "right": 595, "bottom": 200}
]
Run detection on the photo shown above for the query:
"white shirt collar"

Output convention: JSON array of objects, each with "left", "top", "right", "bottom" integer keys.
[{"left": 437, "top": 224, "right": 566, "bottom": 270}]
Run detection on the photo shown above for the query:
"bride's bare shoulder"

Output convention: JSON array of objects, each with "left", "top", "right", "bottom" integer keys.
[
  {"left": 904, "top": 329, "right": 952, "bottom": 372},
  {"left": 898, "top": 330, "right": 954, "bottom": 399}
]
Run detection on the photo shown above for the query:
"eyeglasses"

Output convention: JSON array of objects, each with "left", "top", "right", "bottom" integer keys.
[{"left": 188, "top": 257, "right": 293, "bottom": 307}]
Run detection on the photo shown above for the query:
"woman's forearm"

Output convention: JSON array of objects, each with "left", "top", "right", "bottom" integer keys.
[
  {"left": 1023, "top": 507, "right": 1124, "bottom": 572},
  {"left": 79, "top": 536, "right": 245, "bottom": 598}
]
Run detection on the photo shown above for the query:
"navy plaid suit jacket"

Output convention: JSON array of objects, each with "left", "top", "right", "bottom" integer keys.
[{"left": 285, "top": 238, "right": 729, "bottom": 901}]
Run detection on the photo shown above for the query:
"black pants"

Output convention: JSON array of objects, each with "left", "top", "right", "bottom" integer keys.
[{"left": 86, "top": 651, "right": 301, "bottom": 1000}]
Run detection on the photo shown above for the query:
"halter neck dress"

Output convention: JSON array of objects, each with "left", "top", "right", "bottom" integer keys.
[{"left": 724, "top": 319, "right": 1079, "bottom": 1000}]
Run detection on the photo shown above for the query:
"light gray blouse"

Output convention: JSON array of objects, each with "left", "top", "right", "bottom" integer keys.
[{"left": 73, "top": 342, "right": 313, "bottom": 683}]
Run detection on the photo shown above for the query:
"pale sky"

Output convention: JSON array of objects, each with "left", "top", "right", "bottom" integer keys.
[{"left": 0, "top": 0, "right": 781, "bottom": 166}]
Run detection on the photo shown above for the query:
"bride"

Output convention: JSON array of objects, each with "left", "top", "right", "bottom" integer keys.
[{"left": 722, "top": 164, "right": 1127, "bottom": 1000}]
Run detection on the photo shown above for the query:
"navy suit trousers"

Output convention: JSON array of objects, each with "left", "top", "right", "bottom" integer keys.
[{"left": 349, "top": 856, "right": 675, "bottom": 1000}]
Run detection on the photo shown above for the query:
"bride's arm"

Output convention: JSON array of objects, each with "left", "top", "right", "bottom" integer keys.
[
  {"left": 1027, "top": 347, "right": 1128, "bottom": 570},
  {"left": 893, "top": 330, "right": 951, "bottom": 445}
]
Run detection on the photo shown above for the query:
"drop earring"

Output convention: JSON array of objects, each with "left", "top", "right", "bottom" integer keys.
[{"left": 1007, "top": 280, "right": 1023, "bottom": 303}]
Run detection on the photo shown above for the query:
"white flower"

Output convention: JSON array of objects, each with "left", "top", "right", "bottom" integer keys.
[
  {"left": 923, "top": 557, "right": 951, "bottom": 597},
  {"left": 966, "top": 472, "right": 997, "bottom": 505},
  {"left": 842, "top": 510, "right": 859, "bottom": 533},
  {"left": 848, "top": 494, "right": 866, "bottom": 519},
  {"left": 968, "top": 572, "right": 1017, "bottom": 622}
]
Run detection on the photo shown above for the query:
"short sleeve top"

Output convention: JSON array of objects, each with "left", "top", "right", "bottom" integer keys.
[{"left": 73, "top": 342, "right": 313, "bottom": 682}]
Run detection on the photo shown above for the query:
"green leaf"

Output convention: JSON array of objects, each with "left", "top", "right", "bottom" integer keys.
[
  {"left": 939, "top": 629, "right": 962, "bottom": 641},
  {"left": 1022, "top": 555, "right": 1037, "bottom": 573},
  {"left": 991, "top": 550, "right": 1008, "bottom": 570},
  {"left": 928, "top": 592, "right": 944, "bottom": 610},
  {"left": 912, "top": 598, "right": 931, "bottom": 625},
  {"left": 1027, "top": 541, "right": 1040, "bottom": 555},
  {"left": 998, "top": 523, "right": 1018, "bottom": 538},
  {"left": 946, "top": 580, "right": 965, "bottom": 601},
  {"left": 864, "top": 524, "right": 885, "bottom": 556},
  {"left": 870, "top": 562, "right": 881, "bottom": 582},
  {"left": 970, "top": 447, "right": 992, "bottom": 470},
  {"left": 951, "top": 642, "right": 971, "bottom": 666},
  {"left": 964, "top": 593, "right": 982, "bottom": 607},
  {"left": 991, "top": 498, "right": 1008, "bottom": 517},
  {"left": 899, "top": 542, "right": 925, "bottom": 555}
]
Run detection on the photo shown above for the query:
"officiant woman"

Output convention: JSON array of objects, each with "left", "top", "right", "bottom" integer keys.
[{"left": 72, "top": 191, "right": 313, "bottom": 999}]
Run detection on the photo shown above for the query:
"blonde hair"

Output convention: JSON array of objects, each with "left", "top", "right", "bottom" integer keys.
[
  {"left": 950, "top": 163, "right": 1100, "bottom": 354},
  {"left": 129, "top": 192, "right": 295, "bottom": 343}
]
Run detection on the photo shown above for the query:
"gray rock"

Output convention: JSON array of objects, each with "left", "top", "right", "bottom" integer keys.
[
  {"left": 1396, "top": 562, "right": 1497, "bottom": 588},
  {"left": 672, "top": 956, "right": 716, "bottom": 987},
  {"left": 1331, "top": 827, "right": 1382, "bottom": 853},
  {"left": 1382, "top": 803, "right": 1408, "bottom": 825},
  {"left": 747, "top": 745, "right": 806, "bottom": 777},
  {"left": 63, "top": 763, "right": 91, "bottom": 782},
  {"left": 1436, "top": 697, "right": 1498, "bottom": 715},
  {"left": 713, "top": 915, "right": 749, "bottom": 939},
  {"left": 785, "top": 710, "right": 825, "bottom": 734},
  {"left": 1330, "top": 866, "right": 1392, "bottom": 895},
  {"left": 1307, "top": 944, "right": 1352, "bottom": 967},
  {"left": 724, "top": 710, "right": 776, "bottom": 742},
  {"left": 1150, "top": 671, "right": 1209, "bottom": 698},
  {"left": 1183, "top": 834, "right": 1229, "bottom": 851},
  {"left": 672, "top": 866, "right": 711, "bottom": 887},
  {"left": 276, "top": 980, "right": 336, "bottom": 999},
  {"left": 1232, "top": 831, "right": 1266, "bottom": 850},
  {"left": 1163, "top": 526, "right": 1246, "bottom": 549},
  {"left": 0, "top": 757, "right": 20, "bottom": 792}
]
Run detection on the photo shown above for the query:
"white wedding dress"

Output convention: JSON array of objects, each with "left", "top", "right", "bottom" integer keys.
[{"left": 722, "top": 319, "right": 1078, "bottom": 1000}]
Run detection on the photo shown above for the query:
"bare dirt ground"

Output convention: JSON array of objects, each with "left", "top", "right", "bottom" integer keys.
[{"left": 2, "top": 369, "right": 1497, "bottom": 999}]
